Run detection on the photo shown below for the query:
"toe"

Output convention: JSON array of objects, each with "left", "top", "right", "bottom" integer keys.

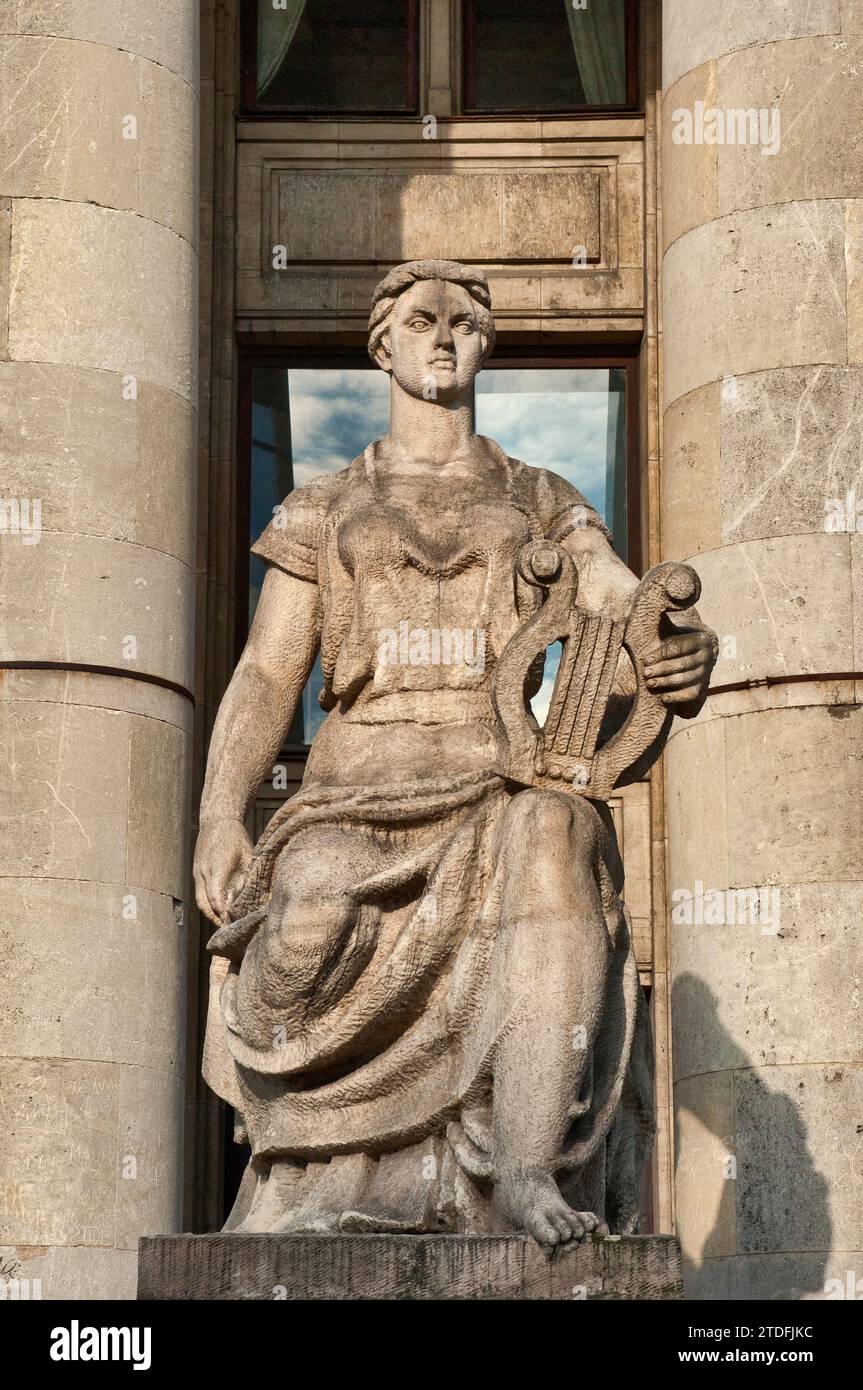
[
  {"left": 534, "top": 1217, "right": 561, "bottom": 1253},
  {"left": 551, "top": 1213, "right": 573, "bottom": 1242}
]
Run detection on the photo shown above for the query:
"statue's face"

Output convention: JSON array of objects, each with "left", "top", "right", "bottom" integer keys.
[{"left": 382, "top": 280, "right": 485, "bottom": 401}]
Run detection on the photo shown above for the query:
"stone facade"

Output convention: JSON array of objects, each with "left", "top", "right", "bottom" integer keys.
[
  {"left": 0, "top": 0, "right": 859, "bottom": 1300},
  {"left": 0, "top": 2, "right": 198, "bottom": 1300}
]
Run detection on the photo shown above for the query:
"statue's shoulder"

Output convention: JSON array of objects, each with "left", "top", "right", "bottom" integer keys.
[
  {"left": 288, "top": 463, "right": 355, "bottom": 509},
  {"left": 499, "top": 452, "right": 603, "bottom": 536},
  {"left": 251, "top": 465, "right": 354, "bottom": 580}
]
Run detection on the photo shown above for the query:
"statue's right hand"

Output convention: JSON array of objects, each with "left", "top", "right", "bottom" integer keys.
[{"left": 193, "top": 818, "right": 254, "bottom": 926}]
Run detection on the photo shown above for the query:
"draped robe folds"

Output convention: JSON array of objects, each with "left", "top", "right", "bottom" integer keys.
[{"left": 203, "top": 441, "right": 655, "bottom": 1235}]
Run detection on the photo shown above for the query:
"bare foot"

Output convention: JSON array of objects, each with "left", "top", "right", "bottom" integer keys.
[{"left": 493, "top": 1166, "right": 608, "bottom": 1256}]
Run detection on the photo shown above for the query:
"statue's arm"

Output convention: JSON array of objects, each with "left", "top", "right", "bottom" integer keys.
[{"left": 194, "top": 566, "right": 321, "bottom": 924}]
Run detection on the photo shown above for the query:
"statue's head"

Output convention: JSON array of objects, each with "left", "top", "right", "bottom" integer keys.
[{"left": 368, "top": 259, "right": 496, "bottom": 403}]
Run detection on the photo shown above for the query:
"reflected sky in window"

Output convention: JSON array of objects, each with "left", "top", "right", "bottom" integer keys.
[{"left": 476, "top": 368, "right": 626, "bottom": 538}]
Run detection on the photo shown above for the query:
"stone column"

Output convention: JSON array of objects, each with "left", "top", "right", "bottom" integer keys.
[
  {"left": 0, "top": 3, "right": 198, "bottom": 1299},
  {"left": 661, "top": 1, "right": 863, "bottom": 1299}
]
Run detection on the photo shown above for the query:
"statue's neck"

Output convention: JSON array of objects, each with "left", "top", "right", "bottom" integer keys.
[{"left": 383, "top": 378, "right": 475, "bottom": 467}]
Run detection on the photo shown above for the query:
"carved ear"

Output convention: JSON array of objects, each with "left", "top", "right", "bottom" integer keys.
[{"left": 371, "top": 331, "right": 393, "bottom": 374}]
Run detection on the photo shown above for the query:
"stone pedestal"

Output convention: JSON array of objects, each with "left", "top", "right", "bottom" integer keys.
[{"left": 137, "top": 1233, "right": 683, "bottom": 1301}]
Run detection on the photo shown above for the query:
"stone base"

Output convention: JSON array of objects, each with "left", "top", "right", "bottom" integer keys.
[{"left": 137, "top": 1233, "right": 683, "bottom": 1301}]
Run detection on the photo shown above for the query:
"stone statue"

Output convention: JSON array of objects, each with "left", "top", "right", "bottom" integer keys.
[{"left": 194, "top": 260, "right": 717, "bottom": 1253}]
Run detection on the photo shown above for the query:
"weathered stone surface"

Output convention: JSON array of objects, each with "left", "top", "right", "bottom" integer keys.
[
  {"left": 725, "top": 705, "right": 863, "bottom": 885},
  {"left": 673, "top": 1071, "right": 736, "bottom": 1264},
  {"left": 684, "top": 1250, "right": 863, "bottom": 1303},
  {"left": 15, "top": 0, "right": 198, "bottom": 87},
  {"left": 717, "top": 36, "right": 863, "bottom": 214},
  {"left": 661, "top": 382, "right": 721, "bottom": 559},
  {"left": 662, "top": 0, "right": 841, "bottom": 92},
  {"left": 846, "top": 199, "right": 863, "bottom": 365},
  {"left": 0, "top": 666, "right": 191, "bottom": 729},
  {"left": 0, "top": 697, "right": 131, "bottom": 884},
  {"left": 0, "top": 36, "right": 138, "bottom": 211},
  {"left": 0, "top": 362, "right": 196, "bottom": 563},
  {"left": 127, "top": 715, "right": 192, "bottom": 898},
  {"left": 116, "top": 1068, "right": 185, "bottom": 1250},
  {"left": 691, "top": 534, "right": 853, "bottom": 685},
  {"left": 663, "top": 201, "right": 847, "bottom": 407},
  {"left": 671, "top": 883, "right": 863, "bottom": 1082},
  {"left": 137, "top": 56, "right": 198, "bottom": 247},
  {"left": 735, "top": 1065, "right": 860, "bottom": 1257},
  {"left": 662, "top": 1, "right": 863, "bottom": 1308},
  {"left": 0, "top": 531, "right": 195, "bottom": 689},
  {"left": 0, "top": 880, "right": 185, "bottom": 1072},
  {"left": 0, "top": 38, "right": 195, "bottom": 243},
  {"left": 8, "top": 199, "right": 197, "bottom": 400},
  {"left": 0, "top": 1057, "right": 119, "bottom": 1247},
  {"left": 665, "top": 716, "right": 728, "bottom": 894},
  {"left": 0, "top": 1244, "right": 137, "bottom": 1303},
  {"left": 137, "top": 1233, "right": 683, "bottom": 1301},
  {"left": 718, "top": 366, "right": 863, "bottom": 544},
  {"left": 661, "top": 63, "right": 719, "bottom": 252}
]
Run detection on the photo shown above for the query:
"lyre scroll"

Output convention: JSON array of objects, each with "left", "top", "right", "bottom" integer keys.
[{"left": 491, "top": 541, "right": 701, "bottom": 801}]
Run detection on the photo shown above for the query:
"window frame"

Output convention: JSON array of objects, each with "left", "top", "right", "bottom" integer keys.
[
  {"left": 240, "top": 0, "right": 421, "bottom": 119},
  {"left": 236, "top": 344, "right": 641, "bottom": 679},
  {"left": 462, "top": 0, "right": 640, "bottom": 117}
]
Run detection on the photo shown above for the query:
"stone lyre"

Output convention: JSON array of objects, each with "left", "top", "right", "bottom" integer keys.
[{"left": 492, "top": 541, "right": 701, "bottom": 801}]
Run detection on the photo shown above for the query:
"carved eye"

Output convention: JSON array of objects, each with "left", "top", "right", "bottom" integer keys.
[
  {"left": 407, "top": 316, "right": 431, "bottom": 330},
  {"left": 453, "top": 319, "right": 474, "bottom": 334}
]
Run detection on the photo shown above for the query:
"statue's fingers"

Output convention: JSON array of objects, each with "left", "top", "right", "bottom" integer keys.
[
  {"left": 225, "top": 863, "right": 249, "bottom": 910},
  {"left": 646, "top": 664, "right": 708, "bottom": 691},
  {"left": 644, "top": 651, "right": 706, "bottom": 678},
  {"left": 660, "top": 683, "right": 706, "bottom": 704},
  {"left": 644, "top": 633, "right": 704, "bottom": 666},
  {"left": 195, "top": 874, "right": 221, "bottom": 926}
]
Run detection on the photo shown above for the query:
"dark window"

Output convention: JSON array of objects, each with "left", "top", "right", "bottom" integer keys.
[
  {"left": 464, "top": 0, "right": 637, "bottom": 113},
  {"left": 244, "top": 0, "right": 419, "bottom": 114},
  {"left": 239, "top": 352, "right": 636, "bottom": 744}
]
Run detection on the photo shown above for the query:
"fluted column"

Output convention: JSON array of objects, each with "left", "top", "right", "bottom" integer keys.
[
  {"left": 660, "top": 0, "right": 863, "bottom": 1299},
  {"left": 0, "top": 1, "right": 198, "bottom": 1299}
]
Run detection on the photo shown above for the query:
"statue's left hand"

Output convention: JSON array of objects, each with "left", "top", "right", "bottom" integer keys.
[
  {"left": 643, "top": 627, "right": 718, "bottom": 707},
  {"left": 194, "top": 818, "right": 254, "bottom": 926}
]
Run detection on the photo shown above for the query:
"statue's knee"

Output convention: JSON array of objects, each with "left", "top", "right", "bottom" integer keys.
[{"left": 505, "top": 787, "right": 598, "bottom": 848}]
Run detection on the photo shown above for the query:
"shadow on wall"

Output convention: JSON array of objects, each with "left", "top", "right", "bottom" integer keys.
[{"left": 672, "top": 973, "right": 831, "bottom": 1301}]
